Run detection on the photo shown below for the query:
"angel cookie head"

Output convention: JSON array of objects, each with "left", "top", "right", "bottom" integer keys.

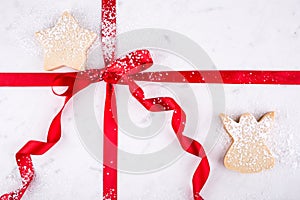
[{"left": 220, "top": 112, "right": 275, "bottom": 173}]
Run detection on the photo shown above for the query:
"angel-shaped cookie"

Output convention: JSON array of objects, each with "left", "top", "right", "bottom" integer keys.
[{"left": 220, "top": 112, "right": 275, "bottom": 173}]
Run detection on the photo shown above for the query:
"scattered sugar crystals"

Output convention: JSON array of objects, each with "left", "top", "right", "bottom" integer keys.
[
  {"left": 220, "top": 112, "right": 275, "bottom": 173},
  {"left": 103, "top": 188, "right": 117, "bottom": 200},
  {"left": 101, "top": 4, "right": 116, "bottom": 63},
  {"left": 35, "top": 11, "right": 97, "bottom": 71},
  {"left": 219, "top": 111, "right": 300, "bottom": 170},
  {"left": 267, "top": 124, "right": 300, "bottom": 169}
]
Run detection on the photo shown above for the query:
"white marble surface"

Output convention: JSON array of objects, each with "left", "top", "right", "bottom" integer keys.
[{"left": 0, "top": 0, "right": 300, "bottom": 199}]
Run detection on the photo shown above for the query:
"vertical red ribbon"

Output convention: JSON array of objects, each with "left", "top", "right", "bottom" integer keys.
[
  {"left": 101, "top": 0, "right": 118, "bottom": 199},
  {"left": 100, "top": 1, "right": 210, "bottom": 199},
  {"left": 0, "top": 0, "right": 211, "bottom": 199}
]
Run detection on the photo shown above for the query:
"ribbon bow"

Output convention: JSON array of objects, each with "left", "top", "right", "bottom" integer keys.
[{"left": 1, "top": 49, "right": 210, "bottom": 200}]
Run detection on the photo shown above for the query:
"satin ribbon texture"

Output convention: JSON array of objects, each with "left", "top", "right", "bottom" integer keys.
[{"left": 0, "top": 49, "right": 210, "bottom": 200}]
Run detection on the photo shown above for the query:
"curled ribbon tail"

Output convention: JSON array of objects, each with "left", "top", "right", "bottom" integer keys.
[
  {"left": 126, "top": 77, "right": 210, "bottom": 200},
  {"left": 0, "top": 74, "right": 94, "bottom": 200}
]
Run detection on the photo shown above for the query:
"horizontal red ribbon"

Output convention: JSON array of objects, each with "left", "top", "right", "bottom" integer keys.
[
  {"left": 1, "top": 68, "right": 300, "bottom": 200},
  {"left": 1, "top": 70, "right": 300, "bottom": 86},
  {"left": 0, "top": 50, "right": 154, "bottom": 200},
  {"left": 136, "top": 70, "right": 300, "bottom": 84},
  {"left": 0, "top": 49, "right": 211, "bottom": 200},
  {"left": 1, "top": 0, "right": 298, "bottom": 198}
]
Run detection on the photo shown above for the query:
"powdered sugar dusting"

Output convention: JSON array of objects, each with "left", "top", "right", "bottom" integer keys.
[
  {"left": 101, "top": 3, "right": 116, "bottom": 64},
  {"left": 103, "top": 188, "right": 117, "bottom": 200},
  {"left": 267, "top": 121, "right": 300, "bottom": 169},
  {"left": 220, "top": 112, "right": 275, "bottom": 173},
  {"left": 35, "top": 11, "right": 97, "bottom": 71},
  {"left": 219, "top": 110, "right": 300, "bottom": 171}
]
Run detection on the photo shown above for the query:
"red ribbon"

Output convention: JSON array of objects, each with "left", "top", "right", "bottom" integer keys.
[
  {"left": 135, "top": 70, "right": 300, "bottom": 84},
  {"left": 1, "top": 0, "right": 300, "bottom": 199},
  {"left": 1, "top": 70, "right": 300, "bottom": 200},
  {"left": 0, "top": 48, "right": 210, "bottom": 200},
  {"left": 2, "top": 70, "right": 300, "bottom": 86},
  {"left": 101, "top": 0, "right": 118, "bottom": 198},
  {"left": 2, "top": 71, "right": 300, "bottom": 200}
]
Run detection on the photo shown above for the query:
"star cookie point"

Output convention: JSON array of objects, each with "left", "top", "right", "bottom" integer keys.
[{"left": 35, "top": 12, "right": 97, "bottom": 71}]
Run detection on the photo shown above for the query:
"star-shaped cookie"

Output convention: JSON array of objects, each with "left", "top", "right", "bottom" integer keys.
[
  {"left": 220, "top": 112, "right": 275, "bottom": 173},
  {"left": 35, "top": 11, "right": 97, "bottom": 71}
]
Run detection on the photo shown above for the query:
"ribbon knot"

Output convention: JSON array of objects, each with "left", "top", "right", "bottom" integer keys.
[
  {"left": 1, "top": 48, "right": 210, "bottom": 200},
  {"left": 78, "top": 49, "right": 153, "bottom": 84}
]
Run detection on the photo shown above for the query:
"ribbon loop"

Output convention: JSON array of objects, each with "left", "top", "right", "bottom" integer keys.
[
  {"left": 0, "top": 46, "right": 210, "bottom": 200},
  {"left": 77, "top": 50, "right": 153, "bottom": 85},
  {"left": 103, "top": 49, "right": 153, "bottom": 84}
]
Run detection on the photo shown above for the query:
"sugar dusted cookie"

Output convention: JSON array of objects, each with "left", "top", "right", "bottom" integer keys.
[
  {"left": 35, "top": 11, "right": 97, "bottom": 71},
  {"left": 220, "top": 112, "right": 275, "bottom": 173}
]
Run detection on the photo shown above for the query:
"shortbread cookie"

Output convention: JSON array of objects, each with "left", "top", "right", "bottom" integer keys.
[
  {"left": 220, "top": 112, "right": 275, "bottom": 173},
  {"left": 36, "top": 11, "right": 97, "bottom": 71}
]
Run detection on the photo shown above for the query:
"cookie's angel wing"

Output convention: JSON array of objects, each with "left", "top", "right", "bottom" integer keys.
[
  {"left": 258, "top": 112, "right": 275, "bottom": 134},
  {"left": 220, "top": 114, "right": 242, "bottom": 140}
]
